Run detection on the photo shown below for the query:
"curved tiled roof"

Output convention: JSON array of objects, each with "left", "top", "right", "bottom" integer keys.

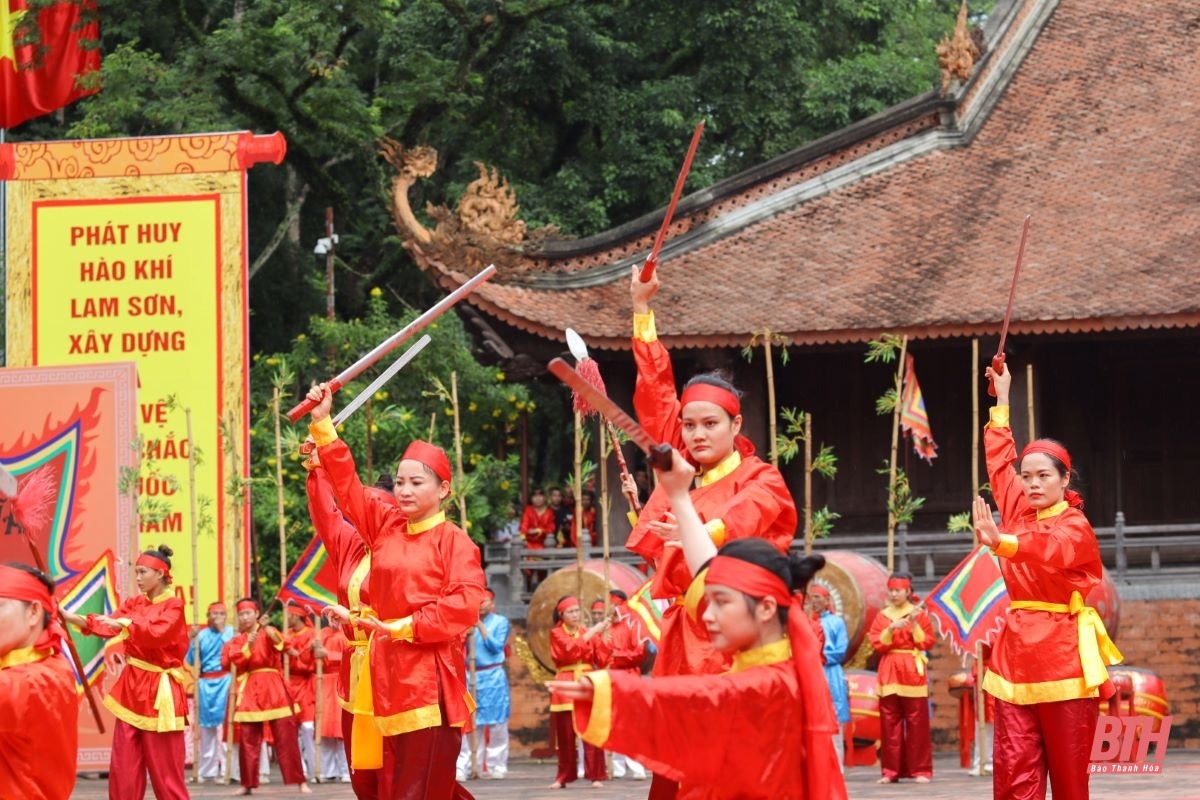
[{"left": 417, "top": 0, "right": 1200, "bottom": 351}]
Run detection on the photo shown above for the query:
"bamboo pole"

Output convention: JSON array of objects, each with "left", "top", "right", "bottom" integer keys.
[
  {"left": 451, "top": 372, "right": 479, "bottom": 778},
  {"left": 273, "top": 388, "right": 288, "bottom": 596},
  {"left": 763, "top": 333, "right": 779, "bottom": 467},
  {"left": 186, "top": 408, "right": 202, "bottom": 783},
  {"left": 600, "top": 418, "right": 612, "bottom": 612},
  {"left": 972, "top": 339, "right": 980, "bottom": 494},
  {"left": 313, "top": 610, "right": 323, "bottom": 783},
  {"left": 227, "top": 411, "right": 243, "bottom": 608},
  {"left": 1026, "top": 363, "right": 1036, "bottom": 439},
  {"left": 886, "top": 335, "right": 909, "bottom": 574},
  {"left": 804, "top": 412, "right": 813, "bottom": 555},
  {"left": 574, "top": 410, "right": 585, "bottom": 593},
  {"left": 224, "top": 662, "right": 237, "bottom": 785},
  {"left": 975, "top": 640, "right": 987, "bottom": 776}
]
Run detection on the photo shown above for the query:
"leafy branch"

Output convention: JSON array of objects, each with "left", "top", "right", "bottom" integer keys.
[{"left": 876, "top": 461, "right": 925, "bottom": 525}]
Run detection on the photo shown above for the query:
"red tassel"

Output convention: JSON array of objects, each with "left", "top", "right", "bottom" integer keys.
[
  {"left": 572, "top": 357, "right": 608, "bottom": 417},
  {"left": 10, "top": 465, "right": 58, "bottom": 537}
]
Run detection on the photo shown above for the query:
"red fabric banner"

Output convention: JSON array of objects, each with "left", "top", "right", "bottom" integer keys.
[{"left": 1, "top": 0, "right": 100, "bottom": 129}]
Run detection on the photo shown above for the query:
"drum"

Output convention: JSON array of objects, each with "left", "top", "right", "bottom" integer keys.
[
  {"left": 809, "top": 550, "right": 890, "bottom": 667},
  {"left": 948, "top": 670, "right": 974, "bottom": 699},
  {"left": 1107, "top": 666, "right": 1169, "bottom": 732},
  {"left": 525, "top": 559, "right": 647, "bottom": 673},
  {"left": 845, "top": 669, "right": 881, "bottom": 745},
  {"left": 1087, "top": 567, "right": 1121, "bottom": 641}
]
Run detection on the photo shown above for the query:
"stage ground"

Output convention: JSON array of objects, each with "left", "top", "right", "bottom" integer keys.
[{"left": 69, "top": 748, "right": 1198, "bottom": 799}]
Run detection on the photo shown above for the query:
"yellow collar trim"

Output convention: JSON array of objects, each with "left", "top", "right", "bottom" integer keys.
[
  {"left": 698, "top": 451, "right": 741, "bottom": 487},
  {"left": 408, "top": 511, "right": 446, "bottom": 534},
  {"left": 0, "top": 645, "right": 52, "bottom": 670},
  {"left": 1036, "top": 500, "right": 1070, "bottom": 520},
  {"left": 883, "top": 602, "right": 917, "bottom": 620},
  {"left": 730, "top": 637, "right": 791, "bottom": 673}
]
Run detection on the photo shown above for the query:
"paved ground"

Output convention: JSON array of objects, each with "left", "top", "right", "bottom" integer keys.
[{"left": 70, "top": 749, "right": 1200, "bottom": 799}]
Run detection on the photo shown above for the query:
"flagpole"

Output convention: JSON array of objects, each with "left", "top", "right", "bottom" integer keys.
[
  {"left": 974, "top": 640, "right": 986, "bottom": 776},
  {"left": 186, "top": 407, "right": 202, "bottom": 784},
  {"left": 803, "top": 412, "right": 813, "bottom": 555},
  {"left": 1026, "top": 363, "right": 1036, "bottom": 439},
  {"left": 886, "top": 336, "right": 909, "bottom": 574}
]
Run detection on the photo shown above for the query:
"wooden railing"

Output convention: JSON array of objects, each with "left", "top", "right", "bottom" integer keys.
[{"left": 483, "top": 514, "right": 1200, "bottom": 610}]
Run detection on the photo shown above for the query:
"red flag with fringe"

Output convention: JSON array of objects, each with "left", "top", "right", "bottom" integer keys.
[
  {"left": 901, "top": 354, "right": 938, "bottom": 462},
  {"left": 1, "top": 0, "right": 101, "bottom": 129}
]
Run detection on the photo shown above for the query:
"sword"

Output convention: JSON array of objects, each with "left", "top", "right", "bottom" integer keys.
[
  {"left": 639, "top": 121, "right": 705, "bottom": 282},
  {"left": 287, "top": 264, "right": 497, "bottom": 421},
  {"left": 988, "top": 215, "right": 1032, "bottom": 397},
  {"left": 547, "top": 358, "right": 673, "bottom": 470},
  {"left": 332, "top": 334, "right": 431, "bottom": 426}
]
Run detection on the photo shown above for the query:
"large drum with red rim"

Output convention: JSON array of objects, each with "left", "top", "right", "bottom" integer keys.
[
  {"left": 845, "top": 669, "right": 881, "bottom": 745},
  {"left": 1107, "top": 666, "right": 1168, "bottom": 731},
  {"left": 1087, "top": 567, "right": 1121, "bottom": 641},
  {"left": 525, "top": 560, "right": 647, "bottom": 673},
  {"left": 809, "top": 550, "right": 890, "bottom": 667}
]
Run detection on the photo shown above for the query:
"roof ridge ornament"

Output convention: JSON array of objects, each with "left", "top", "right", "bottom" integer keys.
[
  {"left": 937, "top": 0, "right": 982, "bottom": 96},
  {"left": 379, "top": 137, "right": 557, "bottom": 280}
]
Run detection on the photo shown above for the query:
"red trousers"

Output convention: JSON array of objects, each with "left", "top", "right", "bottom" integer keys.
[
  {"left": 108, "top": 720, "right": 188, "bottom": 800},
  {"left": 994, "top": 697, "right": 1098, "bottom": 800},
  {"left": 648, "top": 773, "right": 680, "bottom": 800},
  {"left": 879, "top": 694, "right": 933, "bottom": 780},
  {"left": 551, "top": 710, "right": 578, "bottom": 786},
  {"left": 342, "top": 707, "right": 390, "bottom": 799},
  {"left": 239, "top": 715, "right": 307, "bottom": 788},
  {"left": 583, "top": 741, "right": 608, "bottom": 781},
  {"left": 385, "top": 723, "right": 473, "bottom": 800}
]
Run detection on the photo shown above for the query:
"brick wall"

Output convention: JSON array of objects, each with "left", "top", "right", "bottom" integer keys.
[{"left": 500, "top": 599, "right": 1198, "bottom": 756}]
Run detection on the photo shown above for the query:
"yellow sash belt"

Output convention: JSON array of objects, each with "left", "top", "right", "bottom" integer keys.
[
  {"left": 126, "top": 657, "right": 192, "bottom": 732},
  {"left": 890, "top": 648, "right": 928, "bottom": 677},
  {"left": 348, "top": 609, "right": 382, "bottom": 770},
  {"left": 1010, "top": 591, "right": 1123, "bottom": 689}
]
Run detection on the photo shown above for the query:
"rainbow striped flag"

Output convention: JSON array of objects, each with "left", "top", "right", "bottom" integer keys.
[
  {"left": 626, "top": 577, "right": 669, "bottom": 648},
  {"left": 58, "top": 550, "right": 119, "bottom": 688},
  {"left": 901, "top": 354, "right": 938, "bottom": 462},
  {"left": 277, "top": 534, "right": 338, "bottom": 610},
  {"left": 926, "top": 545, "right": 1008, "bottom": 656}
]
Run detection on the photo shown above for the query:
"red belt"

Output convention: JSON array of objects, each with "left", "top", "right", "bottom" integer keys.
[{"left": 200, "top": 671, "right": 229, "bottom": 679}]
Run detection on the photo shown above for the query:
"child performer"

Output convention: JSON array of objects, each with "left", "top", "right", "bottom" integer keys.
[
  {"left": 65, "top": 545, "right": 190, "bottom": 800},
  {"left": 0, "top": 562, "right": 79, "bottom": 800},
  {"left": 306, "top": 382, "right": 487, "bottom": 798},
  {"left": 972, "top": 363, "right": 1121, "bottom": 800},
  {"left": 807, "top": 585, "right": 850, "bottom": 770},
  {"left": 868, "top": 573, "right": 935, "bottom": 783},
  {"left": 549, "top": 450, "right": 846, "bottom": 800},
  {"left": 223, "top": 598, "right": 311, "bottom": 795},
  {"left": 546, "top": 595, "right": 610, "bottom": 789}
]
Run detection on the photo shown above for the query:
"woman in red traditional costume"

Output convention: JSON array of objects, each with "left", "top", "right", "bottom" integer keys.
[
  {"left": 0, "top": 562, "right": 78, "bottom": 800},
  {"left": 223, "top": 597, "right": 311, "bottom": 794},
  {"left": 628, "top": 266, "right": 798, "bottom": 798},
  {"left": 306, "top": 382, "right": 487, "bottom": 800},
  {"left": 64, "top": 545, "right": 190, "bottom": 800},
  {"left": 972, "top": 363, "right": 1121, "bottom": 800},
  {"left": 546, "top": 595, "right": 609, "bottom": 789},
  {"left": 868, "top": 572, "right": 935, "bottom": 783},
  {"left": 303, "top": 437, "right": 392, "bottom": 798},
  {"left": 549, "top": 450, "right": 845, "bottom": 800}
]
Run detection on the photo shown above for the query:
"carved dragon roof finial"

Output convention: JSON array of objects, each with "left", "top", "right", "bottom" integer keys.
[
  {"left": 937, "top": 0, "right": 981, "bottom": 96},
  {"left": 380, "top": 137, "right": 557, "bottom": 279}
]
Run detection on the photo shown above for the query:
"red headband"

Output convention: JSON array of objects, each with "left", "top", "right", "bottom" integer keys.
[
  {"left": 809, "top": 585, "right": 831, "bottom": 600},
  {"left": 1021, "top": 439, "right": 1072, "bottom": 473},
  {"left": 208, "top": 602, "right": 227, "bottom": 612},
  {"left": 236, "top": 600, "right": 259, "bottom": 613},
  {"left": 887, "top": 577, "right": 912, "bottom": 590},
  {"left": 136, "top": 553, "right": 172, "bottom": 580},
  {"left": 556, "top": 596, "right": 579, "bottom": 614},
  {"left": 401, "top": 440, "right": 452, "bottom": 483},
  {"left": 0, "top": 565, "right": 66, "bottom": 652},
  {"left": 680, "top": 383, "right": 740, "bottom": 418},
  {"left": 591, "top": 600, "right": 606, "bottom": 611},
  {"left": 706, "top": 556, "right": 791, "bottom": 607},
  {"left": 608, "top": 591, "right": 626, "bottom": 605},
  {"left": 287, "top": 605, "right": 308, "bottom": 618}
]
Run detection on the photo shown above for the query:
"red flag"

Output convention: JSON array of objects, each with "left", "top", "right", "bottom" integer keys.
[
  {"left": 0, "top": 0, "right": 101, "bottom": 129},
  {"left": 900, "top": 353, "right": 938, "bottom": 462}
]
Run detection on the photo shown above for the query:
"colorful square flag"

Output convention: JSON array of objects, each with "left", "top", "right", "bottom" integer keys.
[
  {"left": 57, "top": 549, "right": 118, "bottom": 688},
  {"left": 277, "top": 534, "right": 338, "bottom": 610},
  {"left": 926, "top": 545, "right": 1008, "bottom": 656},
  {"left": 901, "top": 353, "right": 938, "bottom": 462}
]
